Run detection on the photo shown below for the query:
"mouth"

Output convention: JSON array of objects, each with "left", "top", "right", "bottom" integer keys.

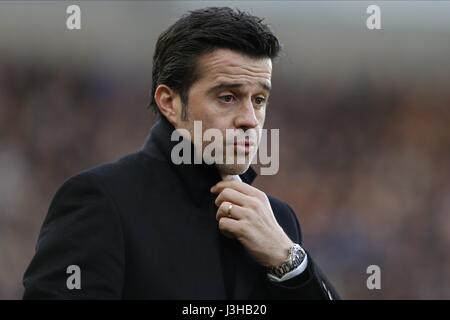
[
  {"left": 234, "top": 137, "right": 256, "bottom": 145},
  {"left": 234, "top": 142, "right": 253, "bottom": 147},
  {"left": 232, "top": 139, "right": 256, "bottom": 154}
]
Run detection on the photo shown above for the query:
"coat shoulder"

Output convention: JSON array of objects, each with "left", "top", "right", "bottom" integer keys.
[
  {"left": 69, "top": 150, "right": 166, "bottom": 190},
  {"left": 79, "top": 151, "right": 158, "bottom": 181}
]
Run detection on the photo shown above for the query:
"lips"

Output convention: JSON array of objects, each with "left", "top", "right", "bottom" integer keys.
[
  {"left": 231, "top": 139, "right": 255, "bottom": 155},
  {"left": 233, "top": 137, "right": 256, "bottom": 147},
  {"left": 233, "top": 142, "right": 255, "bottom": 151},
  {"left": 234, "top": 141, "right": 252, "bottom": 147}
]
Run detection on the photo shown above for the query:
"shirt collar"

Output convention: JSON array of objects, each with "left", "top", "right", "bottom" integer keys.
[{"left": 141, "top": 116, "right": 257, "bottom": 205}]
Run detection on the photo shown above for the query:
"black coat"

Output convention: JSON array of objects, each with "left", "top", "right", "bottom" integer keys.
[{"left": 23, "top": 117, "right": 339, "bottom": 299}]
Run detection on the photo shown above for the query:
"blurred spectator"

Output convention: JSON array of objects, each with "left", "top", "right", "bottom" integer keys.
[{"left": 0, "top": 55, "right": 449, "bottom": 299}]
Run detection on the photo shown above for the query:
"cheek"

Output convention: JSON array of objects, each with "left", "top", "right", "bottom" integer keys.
[
  {"left": 256, "top": 128, "right": 263, "bottom": 144},
  {"left": 192, "top": 102, "right": 229, "bottom": 130},
  {"left": 187, "top": 99, "right": 205, "bottom": 119},
  {"left": 187, "top": 93, "right": 217, "bottom": 120},
  {"left": 255, "top": 111, "right": 266, "bottom": 130},
  {"left": 256, "top": 109, "right": 266, "bottom": 125}
]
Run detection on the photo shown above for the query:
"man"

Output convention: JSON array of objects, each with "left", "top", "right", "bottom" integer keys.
[{"left": 23, "top": 7, "right": 339, "bottom": 299}]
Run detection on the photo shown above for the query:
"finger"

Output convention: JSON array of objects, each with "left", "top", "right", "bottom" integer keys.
[
  {"left": 216, "top": 201, "right": 247, "bottom": 221},
  {"left": 218, "top": 217, "right": 244, "bottom": 238},
  {"left": 214, "top": 187, "right": 256, "bottom": 208},
  {"left": 211, "top": 180, "right": 262, "bottom": 198}
]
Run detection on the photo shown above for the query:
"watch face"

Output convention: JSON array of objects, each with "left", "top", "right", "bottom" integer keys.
[{"left": 268, "top": 244, "right": 305, "bottom": 278}]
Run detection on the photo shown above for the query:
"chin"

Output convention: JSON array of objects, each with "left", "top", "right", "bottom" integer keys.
[{"left": 215, "top": 163, "right": 250, "bottom": 176}]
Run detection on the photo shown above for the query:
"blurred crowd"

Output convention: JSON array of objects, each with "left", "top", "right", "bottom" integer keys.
[{"left": 0, "top": 59, "right": 449, "bottom": 299}]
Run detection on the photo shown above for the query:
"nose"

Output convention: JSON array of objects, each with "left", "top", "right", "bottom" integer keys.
[{"left": 234, "top": 97, "right": 259, "bottom": 130}]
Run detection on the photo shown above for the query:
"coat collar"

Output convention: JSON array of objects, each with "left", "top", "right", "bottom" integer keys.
[
  {"left": 141, "top": 116, "right": 261, "bottom": 299},
  {"left": 141, "top": 116, "right": 257, "bottom": 206}
]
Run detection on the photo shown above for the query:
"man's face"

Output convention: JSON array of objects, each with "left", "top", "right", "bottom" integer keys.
[{"left": 174, "top": 49, "right": 272, "bottom": 175}]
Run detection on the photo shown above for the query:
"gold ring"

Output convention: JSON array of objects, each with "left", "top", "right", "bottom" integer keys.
[{"left": 226, "top": 204, "right": 233, "bottom": 217}]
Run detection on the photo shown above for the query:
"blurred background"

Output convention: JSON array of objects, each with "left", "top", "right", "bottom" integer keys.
[{"left": 0, "top": 1, "right": 449, "bottom": 299}]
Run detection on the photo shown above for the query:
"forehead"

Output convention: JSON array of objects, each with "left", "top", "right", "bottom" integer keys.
[{"left": 195, "top": 49, "right": 272, "bottom": 89}]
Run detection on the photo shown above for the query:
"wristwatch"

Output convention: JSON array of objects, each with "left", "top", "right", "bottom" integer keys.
[{"left": 267, "top": 243, "right": 306, "bottom": 279}]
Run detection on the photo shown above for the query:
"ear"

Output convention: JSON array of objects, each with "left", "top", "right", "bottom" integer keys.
[{"left": 154, "top": 84, "right": 181, "bottom": 127}]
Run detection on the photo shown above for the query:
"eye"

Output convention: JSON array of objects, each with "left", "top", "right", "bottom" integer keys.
[
  {"left": 254, "top": 96, "right": 266, "bottom": 106},
  {"left": 218, "top": 95, "right": 236, "bottom": 103}
]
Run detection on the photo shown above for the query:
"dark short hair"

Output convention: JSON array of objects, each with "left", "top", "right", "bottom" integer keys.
[{"left": 148, "top": 7, "right": 281, "bottom": 119}]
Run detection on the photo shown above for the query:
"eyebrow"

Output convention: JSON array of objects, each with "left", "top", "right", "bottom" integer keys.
[{"left": 207, "top": 82, "right": 271, "bottom": 94}]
